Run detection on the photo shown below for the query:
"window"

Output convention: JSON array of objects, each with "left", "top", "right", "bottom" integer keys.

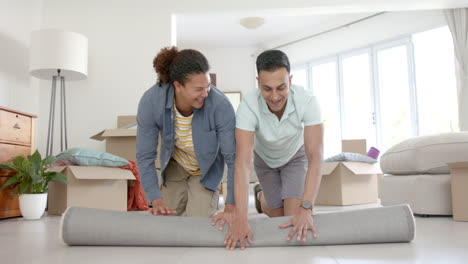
[
  {"left": 291, "top": 68, "right": 308, "bottom": 89},
  {"left": 293, "top": 25, "right": 458, "bottom": 154},
  {"left": 375, "top": 43, "right": 414, "bottom": 150},
  {"left": 413, "top": 26, "right": 458, "bottom": 134},
  {"left": 311, "top": 60, "right": 341, "bottom": 157}
]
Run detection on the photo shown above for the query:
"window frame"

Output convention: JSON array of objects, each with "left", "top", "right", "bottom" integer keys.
[{"left": 292, "top": 26, "right": 455, "bottom": 154}]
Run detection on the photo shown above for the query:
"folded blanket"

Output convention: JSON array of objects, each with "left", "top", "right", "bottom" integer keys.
[
  {"left": 325, "top": 152, "right": 377, "bottom": 164},
  {"left": 120, "top": 160, "right": 149, "bottom": 211}
]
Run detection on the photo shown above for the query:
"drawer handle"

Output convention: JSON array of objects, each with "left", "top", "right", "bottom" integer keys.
[{"left": 13, "top": 123, "right": 21, "bottom": 129}]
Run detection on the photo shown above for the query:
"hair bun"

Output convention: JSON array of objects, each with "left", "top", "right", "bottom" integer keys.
[{"left": 153, "top": 46, "right": 178, "bottom": 84}]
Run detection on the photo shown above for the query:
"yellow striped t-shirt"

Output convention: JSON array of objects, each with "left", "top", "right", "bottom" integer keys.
[{"left": 171, "top": 104, "right": 202, "bottom": 176}]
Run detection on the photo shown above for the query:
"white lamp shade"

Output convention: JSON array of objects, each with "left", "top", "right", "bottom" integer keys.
[{"left": 29, "top": 29, "right": 88, "bottom": 81}]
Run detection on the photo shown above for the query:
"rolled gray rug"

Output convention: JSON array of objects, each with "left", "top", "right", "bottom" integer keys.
[{"left": 61, "top": 204, "right": 415, "bottom": 247}]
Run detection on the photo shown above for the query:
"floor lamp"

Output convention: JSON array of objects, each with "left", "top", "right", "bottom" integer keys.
[{"left": 29, "top": 29, "right": 88, "bottom": 156}]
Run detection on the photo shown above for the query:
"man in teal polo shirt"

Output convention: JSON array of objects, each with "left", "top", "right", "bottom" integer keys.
[{"left": 222, "top": 50, "right": 324, "bottom": 250}]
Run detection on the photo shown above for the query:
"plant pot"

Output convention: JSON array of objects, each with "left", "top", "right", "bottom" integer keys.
[{"left": 19, "top": 193, "right": 48, "bottom": 220}]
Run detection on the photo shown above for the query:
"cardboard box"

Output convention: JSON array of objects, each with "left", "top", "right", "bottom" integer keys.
[
  {"left": 117, "top": 115, "right": 138, "bottom": 128},
  {"left": 316, "top": 139, "right": 382, "bottom": 206},
  {"left": 91, "top": 128, "right": 138, "bottom": 159},
  {"left": 90, "top": 116, "right": 138, "bottom": 162},
  {"left": 47, "top": 166, "right": 135, "bottom": 215},
  {"left": 448, "top": 162, "right": 468, "bottom": 221},
  {"left": 317, "top": 162, "right": 382, "bottom": 205},
  {"left": 91, "top": 116, "right": 160, "bottom": 168},
  {"left": 342, "top": 139, "right": 367, "bottom": 155}
]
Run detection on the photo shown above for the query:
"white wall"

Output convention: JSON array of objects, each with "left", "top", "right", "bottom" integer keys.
[
  {"left": 178, "top": 46, "right": 257, "bottom": 96},
  {"left": 261, "top": 10, "right": 446, "bottom": 65},
  {"left": 0, "top": 0, "right": 42, "bottom": 114}
]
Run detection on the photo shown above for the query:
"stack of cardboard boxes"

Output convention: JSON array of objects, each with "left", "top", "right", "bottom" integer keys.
[{"left": 48, "top": 116, "right": 148, "bottom": 215}]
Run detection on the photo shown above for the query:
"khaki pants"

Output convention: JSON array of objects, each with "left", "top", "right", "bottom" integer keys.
[{"left": 161, "top": 159, "right": 219, "bottom": 217}]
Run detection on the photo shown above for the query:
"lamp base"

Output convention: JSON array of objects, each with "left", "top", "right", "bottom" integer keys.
[{"left": 46, "top": 69, "right": 68, "bottom": 156}]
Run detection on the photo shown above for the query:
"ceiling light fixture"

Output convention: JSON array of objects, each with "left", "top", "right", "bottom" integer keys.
[{"left": 240, "top": 17, "right": 265, "bottom": 30}]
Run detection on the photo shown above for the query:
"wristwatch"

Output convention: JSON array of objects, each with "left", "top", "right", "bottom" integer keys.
[{"left": 301, "top": 200, "right": 313, "bottom": 210}]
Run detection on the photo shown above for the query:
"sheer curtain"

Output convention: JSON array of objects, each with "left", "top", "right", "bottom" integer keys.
[{"left": 445, "top": 8, "right": 468, "bottom": 131}]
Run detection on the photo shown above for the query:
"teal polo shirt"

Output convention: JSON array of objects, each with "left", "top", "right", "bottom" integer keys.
[{"left": 236, "top": 85, "right": 322, "bottom": 168}]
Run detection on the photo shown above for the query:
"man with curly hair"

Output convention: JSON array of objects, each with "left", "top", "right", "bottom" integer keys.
[{"left": 137, "top": 47, "right": 235, "bottom": 226}]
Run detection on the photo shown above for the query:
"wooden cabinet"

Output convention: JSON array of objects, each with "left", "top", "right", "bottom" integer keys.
[{"left": 0, "top": 106, "right": 36, "bottom": 219}]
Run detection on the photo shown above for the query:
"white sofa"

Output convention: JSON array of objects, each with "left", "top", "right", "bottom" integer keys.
[{"left": 379, "top": 132, "right": 468, "bottom": 215}]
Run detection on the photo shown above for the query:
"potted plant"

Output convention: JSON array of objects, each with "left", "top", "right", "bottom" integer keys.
[{"left": 0, "top": 150, "right": 67, "bottom": 219}]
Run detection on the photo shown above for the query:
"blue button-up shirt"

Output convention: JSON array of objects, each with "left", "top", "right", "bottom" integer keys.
[{"left": 136, "top": 83, "right": 236, "bottom": 204}]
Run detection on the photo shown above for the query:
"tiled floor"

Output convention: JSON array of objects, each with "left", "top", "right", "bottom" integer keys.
[{"left": 1, "top": 187, "right": 467, "bottom": 264}]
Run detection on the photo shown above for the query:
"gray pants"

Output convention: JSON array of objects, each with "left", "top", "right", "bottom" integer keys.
[{"left": 254, "top": 146, "right": 308, "bottom": 209}]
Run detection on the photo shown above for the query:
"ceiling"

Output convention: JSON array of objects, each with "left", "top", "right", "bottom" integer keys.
[
  {"left": 176, "top": 0, "right": 468, "bottom": 49},
  {"left": 176, "top": 12, "right": 378, "bottom": 48}
]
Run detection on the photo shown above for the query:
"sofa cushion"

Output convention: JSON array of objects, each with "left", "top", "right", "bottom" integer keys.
[{"left": 380, "top": 132, "right": 468, "bottom": 174}]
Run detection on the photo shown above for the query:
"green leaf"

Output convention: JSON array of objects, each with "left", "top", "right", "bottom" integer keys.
[
  {"left": 42, "top": 155, "right": 57, "bottom": 167},
  {"left": 33, "top": 182, "right": 44, "bottom": 194},
  {"left": 0, "top": 162, "right": 16, "bottom": 171},
  {"left": 14, "top": 172, "right": 24, "bottom": 181},
  {"left": 31, "top": 150, "right": 42, "bottom": 163},
  {"left": 21, "top": 158, "right": 32, "bottom": 176},
  {"left": 0, "top": 174, "right": 22, "bottom": 190},
  {"left": 18, "top": 183, "right": 30, "bottom": 194},
  {"left": 30, "top": 164, "right": 41, "bottom": 184},
  {"left": 31, "top": 174, "right": 42, "bottom": 186},
  {"left": 29, "top": 151, "right": 42, "bottom": 176},
  {"left": 20, "top": 175, "right": 33, "bottom": 194},
  {"left": 47, "top": 172, "right": 68, "bottom": 184},
  {"left": 12, "top": 155, "right": 26, "bottom": 169}
]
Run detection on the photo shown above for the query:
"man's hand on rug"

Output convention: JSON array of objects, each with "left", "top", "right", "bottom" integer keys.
[
  {"left": 224, "top": 216, "right": 253, "bottom": 250},
  {"left": 149, "top": 198, "right": 177, "bottom": 216},
  {"left": 211, "top": 203, "right": 235, "bottom": 231},
  {"left": 278, "top": 208, "right": 317, "bottom": 242}
]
